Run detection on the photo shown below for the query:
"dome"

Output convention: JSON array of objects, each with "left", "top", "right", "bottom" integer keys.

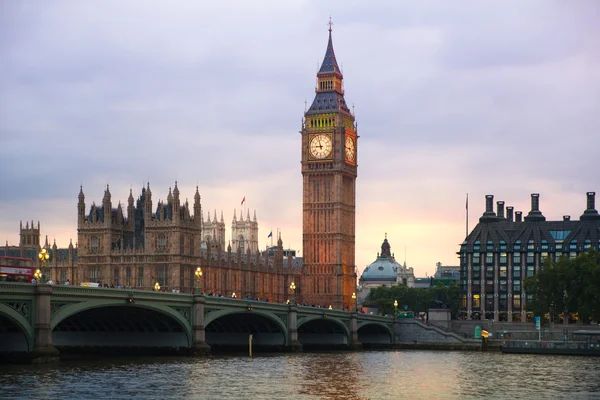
[
  {"left": 360, "top": 257, "right": 400, "bottom": 282},
  {"left": 359, "top": 236, "right": 401, "bottom": 283}
]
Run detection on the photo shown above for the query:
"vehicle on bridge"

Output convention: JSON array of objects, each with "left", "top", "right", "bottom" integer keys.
[{"left": 0, "top": 256, "right": 34, "bottom": 283}]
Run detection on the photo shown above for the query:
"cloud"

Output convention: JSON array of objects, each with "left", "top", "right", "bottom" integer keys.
[{"left": 1, "top": 1, "right": 599, "bottom": 277}]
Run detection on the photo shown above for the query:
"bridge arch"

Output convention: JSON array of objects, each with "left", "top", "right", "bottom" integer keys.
[
  {"left": 0, "top": 303, "right": 34, "bottom": 352},
  {"left": 51, "top": 299, "right": 193, "bottom": 349},
  {"left": 204, "top": 308, "right": 289, "bottom": 350},
  {"left": 297, "top": 315, "right": 351, "bottom": 347},
  {"left": 357, "top": 321, "right": 394, "bottom": 346}
]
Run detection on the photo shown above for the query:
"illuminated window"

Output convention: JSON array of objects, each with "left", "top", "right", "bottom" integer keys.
[
  {"left": 473, "top": 294, "right": 481, "bottom": 308},
  {"left": 500, "top": 266, "right": 507, "bottom": 278},
  {"left": 513, "top": 294, "right": 521, "bottom": 308}
]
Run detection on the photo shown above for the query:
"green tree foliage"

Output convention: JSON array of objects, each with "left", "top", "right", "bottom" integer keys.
[
  {"left": 525, "top": 249, "right": 600, "bottom": 323},
  {"left": 364, "top": 281, "right": 461, "bottom": 318}
]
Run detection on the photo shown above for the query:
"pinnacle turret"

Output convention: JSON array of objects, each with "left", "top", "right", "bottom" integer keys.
[
  {"left": 318, "top": 20, "right": 341, "bottom": 75},
  {"left": 306, "top": 22, "right": 352, "bottom": 117}
]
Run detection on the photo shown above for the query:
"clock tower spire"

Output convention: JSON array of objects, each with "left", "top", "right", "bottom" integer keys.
[{"left": 301, "top": 21, "right": 357, "bottom": 310}]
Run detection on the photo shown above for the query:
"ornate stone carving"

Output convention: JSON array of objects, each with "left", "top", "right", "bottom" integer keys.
[
  {"left": 171, "top": 306, "right": 191, "bottom": 323},
  {"left": 2, "top": 301, "right": 32, "bottom": 323}
]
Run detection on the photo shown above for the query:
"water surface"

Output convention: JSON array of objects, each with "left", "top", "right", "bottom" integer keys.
[{"left": 1, "top": 351, "right": 599, "bottom": 399}]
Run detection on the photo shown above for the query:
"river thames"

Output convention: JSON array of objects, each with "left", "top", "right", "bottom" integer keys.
[{"left": 1, "top": 350, "right": 600, "bottom": 399}]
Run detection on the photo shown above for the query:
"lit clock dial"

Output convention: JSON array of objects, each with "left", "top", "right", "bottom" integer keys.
[
  {"left": 310, "top": 134, "right": 332, "bottom": 159},
  {"left": 345, "top": 136, "right": 355, "bottom": 162}
]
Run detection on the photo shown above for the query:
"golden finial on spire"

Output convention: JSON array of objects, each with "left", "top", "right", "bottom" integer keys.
[{"left": 328, "top": 16, "right": 333, "bottom": 32}]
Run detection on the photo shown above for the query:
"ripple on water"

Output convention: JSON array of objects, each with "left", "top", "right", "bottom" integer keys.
[{"left": 0, "top": 351, "right": 599, "bottom": 399}]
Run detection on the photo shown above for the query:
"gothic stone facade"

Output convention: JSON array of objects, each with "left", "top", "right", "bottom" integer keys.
[
  {"left": 0, "top": 221, "right": 78, "bottom": 284},
  {"left": 301, "top": 28, "right": 358, "bottom": 310},
  {"left": 75, "top": 183, "right": 300, "bottom": 300}
]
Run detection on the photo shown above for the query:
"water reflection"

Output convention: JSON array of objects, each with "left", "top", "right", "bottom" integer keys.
[
  {"left": 1, "top": 351, "right": 599, "bottom": 399},
  {"left": 298, "top": 353, "right": 363, "bottom": 399}
]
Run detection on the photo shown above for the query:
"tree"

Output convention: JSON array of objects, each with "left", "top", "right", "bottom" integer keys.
[
  {"left": 364, "top": 282, "right": 461, "bottom": 318},
  {"left": 525, "top": 249, "right": 600, "bottom": 323}
]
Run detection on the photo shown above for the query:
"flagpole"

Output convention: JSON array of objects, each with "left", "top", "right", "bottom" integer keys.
[{"left": 466, "top": 193, "right": 469, "bottom": 239}]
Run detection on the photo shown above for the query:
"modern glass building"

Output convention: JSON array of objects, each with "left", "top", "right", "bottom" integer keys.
[{"left": 459, "top": 192, "right": 600, "bottom": 322}]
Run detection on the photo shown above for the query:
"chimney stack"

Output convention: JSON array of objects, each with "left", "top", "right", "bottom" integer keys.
[
  {"left": 587, "top": 192, "right": 595, "bottom": 211},
  {"left": 497, "top": 201, "right": 505, "bottom": 219},
  {"left": 515, "top": 211, "right": 523, "bottom": 222},
  {"left": 581, "top": 191, "right": 600, "bottom": 221},
  {"left": 531, "top": 193, "right": 539, "bottom": 211},
  {"left": 506, "top": 206, "right": 514, "bottom": 222},
  {"left": 524, "top": 193, "right": 546, "bottom": 222},
  {"left": 563, "top": 215, "right": 571, "bottom": 221},
  {"left": 485, "top": 195, "right": 494, "bottom": 214},
  {"left": 480, "top": 195, "right": 498, "bottom": 222}
]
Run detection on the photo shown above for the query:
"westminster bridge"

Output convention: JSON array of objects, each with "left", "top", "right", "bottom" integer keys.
[{"left": 0, "top": 283, "right": 395, "bottom": 362}]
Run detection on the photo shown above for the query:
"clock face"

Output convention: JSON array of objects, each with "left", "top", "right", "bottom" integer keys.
[
  {"left": 345, "top": 136, "right": 355, "bottom": 162},
  {"left": 310, "top": 134, "right": 332, "bottom": 159}
]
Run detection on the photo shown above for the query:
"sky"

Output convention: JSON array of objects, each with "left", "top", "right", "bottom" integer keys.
[{"left": 1, "top": 1, "right": 599, "bottom": 278}]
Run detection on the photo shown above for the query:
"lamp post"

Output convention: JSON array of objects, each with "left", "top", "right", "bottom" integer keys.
[
  {"left": 232, "top": 292, "right": 237, "bottom": 298},
  {"left": 34, "top": 269, "right": 42, "bottom": 283},
  {"left": 195, "top": 267, "right": 203, "bottom": 295},
  {"left": 290, "top": 281, "right": 296, "bottom": 305},
  {"left": 352, "top": 292, "right": 357, "bottom": 312},
  {"left": 37, "top": 248, "right": 50, "bottom": 284},
  {"left": 394, "top": 300, "right": 398, "bottom": 319},
  {"left": 154, "top": 282, "right": 161, "bottom": 292},
  {"left": 328, "top": 305, "right": 333, "bottom": 310}
]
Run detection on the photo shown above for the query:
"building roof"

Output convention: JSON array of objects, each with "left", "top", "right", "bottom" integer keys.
[
  {"left": 318, "top": 28, "right": 341, "bottom": 74},
  {"left": 360, "top": 238, "right": 401, "bottom": 282},
  {"left": 461, "top": 193, "right": 600, "bottom": 253}
]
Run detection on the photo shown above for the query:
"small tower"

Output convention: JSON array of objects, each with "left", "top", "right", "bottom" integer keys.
[
  {"left": 19, "top": 220, "right": 40, "bottom": 249},
  {"left": 127, "top": 188, "right": 135, "bottom": 229},
  {"left": 173, "top": 181, "right": 180, "bottom": 223},
  {"left": 194, "top": 186, "right": 202, "bottom": 228},
  {"left": 103, "top": 185, "right": 112, "bottom": 227},
  {"left": 78, "top": 186, "right": 86, "bottom": 226}
]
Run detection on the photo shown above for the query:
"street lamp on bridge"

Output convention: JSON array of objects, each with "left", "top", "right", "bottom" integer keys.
[
  {"left": 37, "top": 248, "right": 50, "bottom": 284},
  {"left": 154, "top": 282, "right": 161, "bottom": 292},
  {"left": 393, "top": 300, "right": 398, "bottom": 319},
  {"left": 352, "top": 292, "right": 357, "bottom": 312},
  {"left": 195, "top": 267, "right": 203, "bottom": 295},
  {"left": 34, "top": 269, "right": 42, "bottom": 283},
  {"left": 232, "top": 292, "right": 237, "bottom": 298},
  {"left": 289, "top": 281, "right": 296, "bottom": 305}
]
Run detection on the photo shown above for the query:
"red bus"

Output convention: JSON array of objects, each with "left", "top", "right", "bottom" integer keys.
[{"left": 0, "top": 256, "right": 35, "bottom": 282}]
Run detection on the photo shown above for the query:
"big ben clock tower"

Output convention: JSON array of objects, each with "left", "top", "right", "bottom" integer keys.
[{"left": 301, "top": 22, "right": 357, "bottom": 310}]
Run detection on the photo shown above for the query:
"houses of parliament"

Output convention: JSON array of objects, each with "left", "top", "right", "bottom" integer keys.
[{"left": 1, "top": 26, "right": 359, "bottom": 310}]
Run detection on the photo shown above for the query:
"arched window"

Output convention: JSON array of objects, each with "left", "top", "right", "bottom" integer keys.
[
  {"left": 91, "top": 236, "right": 99, "bottom": 252},
  {"left": 158, "top": 234, "right": 167, "bottom": 251},
  {"left": 238, "top": 235, "right": 245, "bottom": 251}
]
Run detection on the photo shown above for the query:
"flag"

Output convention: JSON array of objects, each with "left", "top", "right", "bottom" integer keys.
[
  {"left": 268, "top": 231, "right": 273, "bottom": 238},
  {"left": 241, "top": 196, "right": 245, "bottom": 206}
]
